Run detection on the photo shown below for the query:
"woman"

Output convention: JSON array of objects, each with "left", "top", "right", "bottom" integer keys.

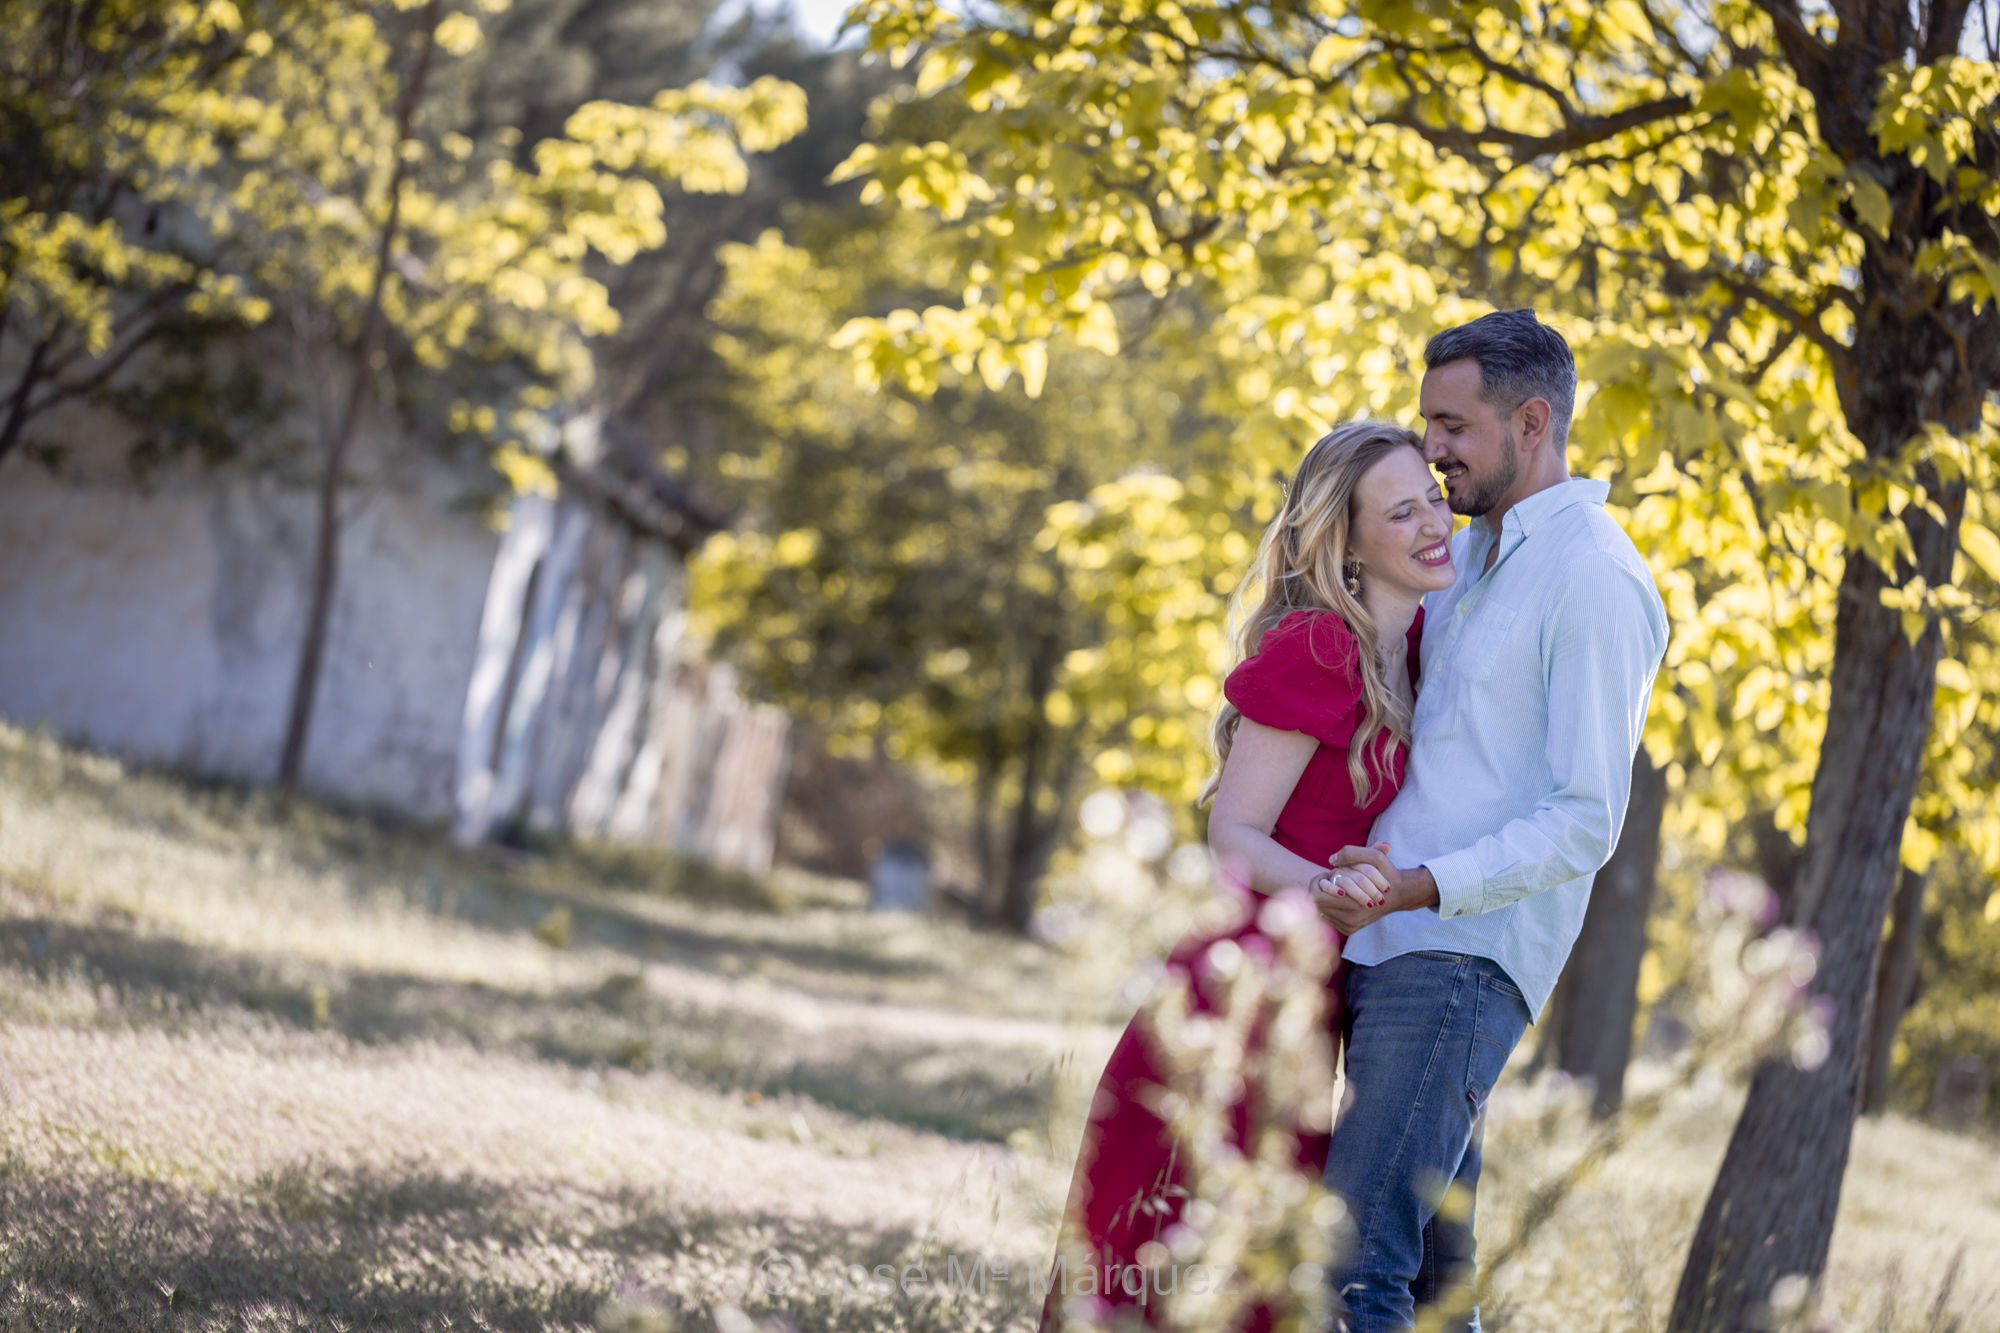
[{"left": 1042, "top": 420, "right": 1456, "bottom": 1331}]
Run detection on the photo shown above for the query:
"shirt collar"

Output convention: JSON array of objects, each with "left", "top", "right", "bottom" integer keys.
[
  {"left": 1460, "top": 477, "right": 1607, "bottom": 581},
  {"left": 1496, "top": 477, "right": 1608, "bottom": 538}
]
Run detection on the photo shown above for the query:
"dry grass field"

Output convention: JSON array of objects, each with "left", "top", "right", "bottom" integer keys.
[{"left": 1, "top": 722, "right": 1996, "bottom": 1332}]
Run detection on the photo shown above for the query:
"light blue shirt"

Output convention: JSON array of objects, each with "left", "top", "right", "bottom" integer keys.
[{"left": 1339, "top": 478, "right": 1669, "bottom": 1020}]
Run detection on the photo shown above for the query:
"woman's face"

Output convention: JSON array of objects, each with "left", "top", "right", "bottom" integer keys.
[{"left": 1347, "top": 447, "right": 1455, "bottom": 597}]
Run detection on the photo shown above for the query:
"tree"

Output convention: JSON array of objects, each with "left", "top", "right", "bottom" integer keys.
[
  {"left": 1538, "top": 748, "right": 1668, "bottom": 1117},
  {"left": 1, "top": 0, "right": 806, "bottom": 791},
  {"left": 694, "top": 207, "right": 1237, "bottom": 928},
  {"left": 0, "top": 0, "right": 276, "bottom": 467},
  {"left": 831, "top": 1, "right": 2000, "bottom": 1324}
]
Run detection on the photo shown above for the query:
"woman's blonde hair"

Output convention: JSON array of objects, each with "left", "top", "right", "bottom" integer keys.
[{"left": 1200, "top": 420, "right": 1425, "bottom": 807}]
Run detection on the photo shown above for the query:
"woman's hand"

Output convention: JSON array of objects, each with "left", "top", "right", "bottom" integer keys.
[
  {"left": 1316, "top": 843, "right": 1443, "bottom": 934},
  {"left": 1311, "top": 860, "right": 1390, "bottom": 911}
]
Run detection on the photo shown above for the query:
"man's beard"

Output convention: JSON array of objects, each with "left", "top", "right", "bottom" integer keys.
[{"left": 1448, "top": 429, "right": 1520, "bottom": 518}]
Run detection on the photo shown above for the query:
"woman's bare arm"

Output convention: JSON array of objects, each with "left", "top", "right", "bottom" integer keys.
[{"left": 1207, "top": 719, "right": 1385, "bottom": 905}]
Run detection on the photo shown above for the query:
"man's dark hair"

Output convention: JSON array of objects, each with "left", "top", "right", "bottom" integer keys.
[{"left": 1423, "top": 309, "right": 1576, "bottom": 446}]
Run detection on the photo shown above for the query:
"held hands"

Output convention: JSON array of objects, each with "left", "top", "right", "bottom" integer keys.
[
  {"left": 1309, "top": 841, "right": 1391, "bottom": 931},
  {"left": 1311, "top": 842, "right": 1438, "bottom": 933}
]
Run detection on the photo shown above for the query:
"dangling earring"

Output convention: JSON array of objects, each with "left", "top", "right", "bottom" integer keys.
[{"left": 1343, "top": 561, "right": 1362, "bottom": 596}]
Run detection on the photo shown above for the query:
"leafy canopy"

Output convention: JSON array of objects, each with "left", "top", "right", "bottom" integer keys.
[
  {"left": 830, "top": 0, "right": 2000, "bottom": 877},
  {"left": 0, "top": 0, "right": 806, "bottom": 471}
]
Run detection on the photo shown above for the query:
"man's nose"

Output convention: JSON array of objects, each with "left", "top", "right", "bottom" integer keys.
[{"left": 1421, "top": 431, "right": 1448, "bottom": 463}]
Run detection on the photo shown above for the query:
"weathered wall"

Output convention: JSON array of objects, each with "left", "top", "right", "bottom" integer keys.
[
  {"left": 0, "top": 428, "right": 497, "bottom": 817},
  {"left": 0, "top": 402, "right": 790, "bottom": 870},
  {"left": 450, "top": 489, "right": 790, "bottom": 875}
]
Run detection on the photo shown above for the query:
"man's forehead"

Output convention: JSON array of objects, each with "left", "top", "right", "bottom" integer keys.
[{"left": 1420, "top": 360, "right": 1487, "bottom": 417}]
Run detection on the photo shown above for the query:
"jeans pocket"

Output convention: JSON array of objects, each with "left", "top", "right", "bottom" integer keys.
[{"left": 1464, "top": 976, "right": 1528, "bottom": 1110}]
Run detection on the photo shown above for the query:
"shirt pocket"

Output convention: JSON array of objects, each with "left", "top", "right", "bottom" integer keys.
[{"left": 1455, "top": 601, "right": 1518, "bottom": 681}]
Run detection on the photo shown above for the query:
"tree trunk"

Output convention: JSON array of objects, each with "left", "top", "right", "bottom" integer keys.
[
  {"left": 1667, "top": 362, "right": 1970, "bottom": 1329},
  {"left": 1748, "top": 809, "right": 1805, "bottom": 918},
  {"left": 970, "top": 735, "right": 1002, "bottom": 910},
  {"left": 1527, "top": 976, "right": 1569, "bottom": 1074},
  {"left": 997, "top": 715, "right": 1051, "bottom": 932},
  {"left": 1546, "top": 748, "right": 1667, "bottom": 1117},
  {"left": 275, "top": 2, "right": 443, "bottom": 793},
  {"left": 995, "top": 623, "right": 1074, "bottom": 933},
  {"left": 1859, "top": 866, "right": 1928, "bottom": 1116},
  {"left": 1664, "top": 4, "right": 2000, "bottom": 1297}
]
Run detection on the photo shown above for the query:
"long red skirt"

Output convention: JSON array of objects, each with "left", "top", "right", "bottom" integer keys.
[{"left": 1040, "top": 893, "right": 1346, "bottom": 1331}]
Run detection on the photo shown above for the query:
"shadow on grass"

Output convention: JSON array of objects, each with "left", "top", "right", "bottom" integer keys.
[
  {"left": 0, "top": 911, "right": 1053, "bottom": 1143},
  {"left": 0, "top": 1157, "right": 595, "bottom": 1331},
  {"left": 0, "top": 1155, "right": 1038, "bottom": 1333},
  {"left": 2, "top": 732, "right": 969, "bottom": 994},
  {"left": 403, "top": 867, "right": 950, "bottom": 995}
]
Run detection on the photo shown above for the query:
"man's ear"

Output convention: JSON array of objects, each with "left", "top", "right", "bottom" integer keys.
[{"left": 1516, "top": 395, "right": 1553, "bottom": 451}]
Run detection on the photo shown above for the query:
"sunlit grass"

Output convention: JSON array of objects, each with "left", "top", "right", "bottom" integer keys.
[{"left": 1, "top": 722, "right": 1996, "bottom": 1331}]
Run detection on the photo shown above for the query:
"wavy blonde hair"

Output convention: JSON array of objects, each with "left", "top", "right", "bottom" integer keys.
[{"left": 1199, "top": 420, "right": 1426, "bottom": 808}]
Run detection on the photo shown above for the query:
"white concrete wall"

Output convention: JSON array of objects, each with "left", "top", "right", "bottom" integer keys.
[
  {"left": 0, "top": 439, "right": 497, "bottom": 817},
  {"left": 0, "top": 400, "right": 790, "bottom": 866}
]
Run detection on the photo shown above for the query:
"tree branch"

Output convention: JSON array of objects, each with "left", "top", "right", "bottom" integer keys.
[
  {"left": 1431, "top": 34, "right": 1581, "bottom": 122},
  {"left": 1369, "top": 92, "right": 1698, "bottom": 162},
  {"left": 18, "top": 295, "right": 195, "bottom": 420},
  {"left": 1642, "top": 0, "right": 1714, "bottom": 74},
  {"left": 1594, "top": 239, "right": 1850, "bottom": 365},
  {"left": 1751, "top": 0, "right": 1837, "bottom": 110},
  {"left": 0, "top": 333, "right": 57, "bottom": 466}
]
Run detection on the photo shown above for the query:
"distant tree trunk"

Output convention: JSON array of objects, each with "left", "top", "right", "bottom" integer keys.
[
  {"left": 1528, "top": 976, "right": 1569, "bottom": 1074},
  {"left": 997, "top": 711, "right": 1053, "bottom": 933},
  {"left": 276, "top": 2, "right": 444, "bottom": 793},
  {"left": 1544, "top": 748, "right": 1667, "bottom": 1117},
  {"left": 994, "top": 626, "right": 1075, "bottom": 933},
  {"left": 1748, "top": 808, "right": 1805, "bottom": 915},
  {"left": 970, "top": 734, "right": 1002, "bottom": 906},
  {"left": 1859, "top": 866, "right": 1927, "bottom": 1116}
]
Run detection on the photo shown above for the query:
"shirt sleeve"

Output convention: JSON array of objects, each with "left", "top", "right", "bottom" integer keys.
[
  {"left": 1425, "top": 558, "right": 1669, "bottom": 918},
  {"left": 1223, "top": 611, "right": 1365, "bottom": 747}
]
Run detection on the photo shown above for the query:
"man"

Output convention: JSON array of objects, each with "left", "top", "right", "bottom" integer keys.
[{"left": 1311, "top": 309, "right": 1669, "bottom": 1332}]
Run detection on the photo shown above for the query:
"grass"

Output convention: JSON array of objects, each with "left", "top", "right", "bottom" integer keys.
[{"left": 1, "top": 722, "right": 1997, "bottom": 1331}]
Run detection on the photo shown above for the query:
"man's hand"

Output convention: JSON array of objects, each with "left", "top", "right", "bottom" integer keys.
[{"left": 1310, "top": 842, "right": 1441, "bottom": 932}]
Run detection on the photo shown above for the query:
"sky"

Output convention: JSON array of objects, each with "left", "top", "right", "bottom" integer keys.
[{"left": 720, "top": 0, "right": 865, "bottom": 49}]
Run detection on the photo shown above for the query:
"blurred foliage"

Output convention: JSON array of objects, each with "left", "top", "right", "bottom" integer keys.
[
  {"left": 692, "top": 197, "right": 1251, "bottom": 926},
  {"left": 810, "top": 0, "right": 2000, "bottom": 1133},
  {"left": 0, "top": 0, "right": 805, "bottom": 479},
  {"left": 829, "top": 0, "right": 2000, "bottom": 876},
  {"left": 1897, "top": 849, "right": 2000, "bottom": 1114}
]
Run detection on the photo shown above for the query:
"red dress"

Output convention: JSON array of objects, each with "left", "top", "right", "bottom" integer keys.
[{"left": 1041, "top": 608, "right": 1422, "bottom": 1332}]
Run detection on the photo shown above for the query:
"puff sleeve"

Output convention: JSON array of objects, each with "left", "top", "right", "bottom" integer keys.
[{"left": 1222, "top": 610, "right": 1366, "bottom": 747}]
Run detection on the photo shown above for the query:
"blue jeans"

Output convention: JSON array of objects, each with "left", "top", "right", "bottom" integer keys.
[{"left": 1324, "top": 951, "right": 1532, "bottom": 1333}]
